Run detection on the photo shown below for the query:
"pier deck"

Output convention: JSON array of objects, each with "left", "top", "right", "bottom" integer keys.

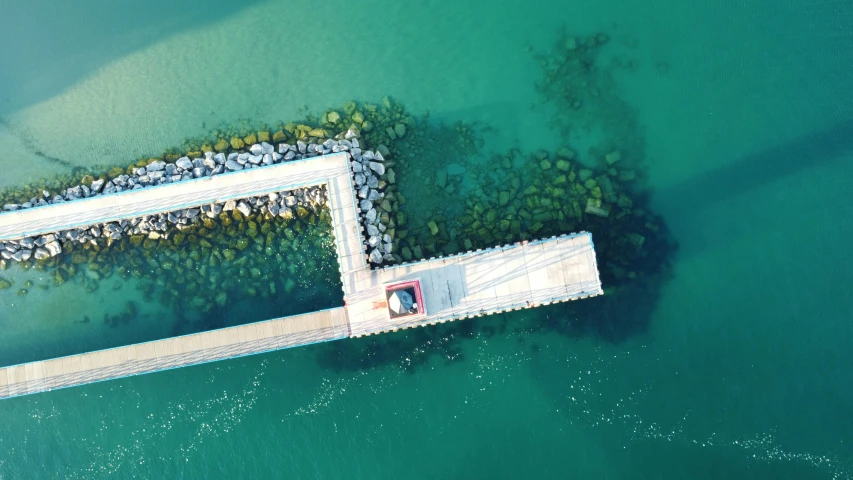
[{"left": 0, "top": 152, "right": 601, "bottom": 400}]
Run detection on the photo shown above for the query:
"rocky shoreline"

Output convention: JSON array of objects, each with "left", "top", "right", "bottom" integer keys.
[{"left": 0, "top": 134, "right": 397, "bottom": 271}]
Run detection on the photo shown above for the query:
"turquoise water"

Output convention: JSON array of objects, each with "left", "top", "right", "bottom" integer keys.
[{"left": 1, "top": 0, "right": 852, "bottom": 478}]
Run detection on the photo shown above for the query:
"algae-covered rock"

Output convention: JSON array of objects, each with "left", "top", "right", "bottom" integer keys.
[
  {"left": 223, "top": 249, "right": 236, "bottom": 261},
  {"left": 243, "top": 133, "right": 257, "bottom": 145},
  {"left": 539, "top": 159, "right": 552, "bottom": 170},
  {"left": 143, "top": 238, "right": 157, "bottom": 249},
  {"left": 17, "top": 288, "right": 27, "bottom": 296},
  {"left": 214, "top": 138, "right": 229, "bottom": 152},
  {"left": 427, "top": 221, "right": 439, "bottom": 236},
  {"left": 236, "top": 238, "right": 250, "bottom": 251},
  {"left": 173, "top": 233, "right": 186, "bottom": 246},
  {"left": 326, "top": 111, "right": 341, "bottom": 124},
  {"left": 215, "top": 291, "right": 227, "bottom": 307},
  {"left": 284, "top": 278, "right": 296, "bottom": 293},
  {"left": 499, "top": 191, "right": 510, "bottom": 206},
  {"left": 295, "top": 206, "right": 310, "bottom": 218},
  {"left": 230, "top": 137, "right": 245, "bottom": 149},
  {"left": 557, "top": 147, "right": 575, "bottom": 159},
  {"left": 0, "top": 277, "right": 11, "bottom": 290},
  {"left": 605, "top": 151, "right": 622, "bottom": 164},
  {"left": 308, "top": 128, "right": 327, "bottom": 138},
  {"left": 394, "top": 123, "right": 406, "bottom": 138},
  {"left": 556, "top": 159, "right": 571, "bottom": 171},
  {"left": 585, "top": 198, "right": 610, "bottom": 217},
  {"left": 272, "top": 130, "right": 286, "bottom": 143},
  {"left": 258, "top": 131, "right": 270, "bottom": 143}
]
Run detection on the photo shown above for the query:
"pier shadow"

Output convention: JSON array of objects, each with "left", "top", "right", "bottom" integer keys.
[
  {"left": 652, "top": 118, "right": 853, "bottom": 259},
  {"left": 0, "top": 0, "right": 263, "bottom": 117}
]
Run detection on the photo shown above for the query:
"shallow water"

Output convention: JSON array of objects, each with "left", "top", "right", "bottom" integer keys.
[{"left": 1, "top": 0, "right": 852, "bottom": 478}]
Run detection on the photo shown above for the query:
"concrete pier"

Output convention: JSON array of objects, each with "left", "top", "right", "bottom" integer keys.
[{"left": 0, "top": 152, "right": 602, "bottom": 399}]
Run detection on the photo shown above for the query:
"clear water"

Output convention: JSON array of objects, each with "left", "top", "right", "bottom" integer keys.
[{"left": 1, "top": 0, "right": 852, "bottom": 478}]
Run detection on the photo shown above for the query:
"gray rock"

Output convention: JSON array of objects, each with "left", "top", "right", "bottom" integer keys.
[
  {"left": 223, "top": 199, "right": 237, "bottom": 211},
  {"left": 261, "top": 142, "right": 274, "bottom": 154},
  {"left": 367, "top": 189, "right": 382, "bottom": 201},
  {"left": 236, "top": 201, "right": 252, "bottom": 217},
  {"left": 352, "top": 161, "right": 363, "bottom": 172},
  {"left": 213, "top": 153, "right": 226, "bottom": 165},
  {"left": 366, "top": 224, "right": 380, "bottom": 236},
  {"left": 35, "top": 234, "right": 56, "bottom": 246},
  {"left": 284, "top": 196, "right": 298, "bottom": 207},
  {"left": 225, "top": 159, "right": 243, "bottom": 171},
  {"left": 176, "top": 157, "right": 193, "bottom": 170},
  {"left": 192, "top": 167, "right": 205, "bottom": 178},
  {"left": 248, "top": 154, "right": 262, "bottom": 165},
  {"left": 374, "top": 151, "right": 385, "bottom": 162},
  {"left": 203, "top": 157, "right": 217, "bottom": 169},
  {"left": 249, "top": 144, "right": 264, "bottom": 155},
  {"left": 297, "top": 141, "right": 307, "bottom": 153},
  {"left": 20, "top": 237, "right": 35, "bottom": 249},
  {"left": 262, "top": 154, "right": 273, "bottom": 165},
  {"left": 273, "top": 152, "right": 283, "bottom": 162},
  {"left": 354, "top": 173, "right": 365, "bottom": 186},
  {"left": 19, "top": 249, "right": 32, "bottom": 261},
  {"left": 90, "top": 179, "right": 105, "bottom": 193},
  {"left": 147, "top": 161, "right": 166, "bottom": 171},
  {"left": 278, "top": 143, "right": 290, "bottom": 154},
  {"left": 358, "top": 186, "right": 369, "bottom": 199},
  {"left": 369, "top": 249, "right": 383, "bottom": 264},
  {"left": 369, "top": 162, "right": 385, "bottom": 175},
  {"left": 360, "top": 200, "right": 373, "bottom": 211},
  {"left": 284, "top": 150, "right": 296, "bottom": 160},
  {"left": 366, "top": 208, "right": 377, "bottom": 223},
  {"left": 34, "top": 248, "right": 50, "bottom": 260},
  {"left": 367, "top": 175, "right": 379, "bottom": 188}
]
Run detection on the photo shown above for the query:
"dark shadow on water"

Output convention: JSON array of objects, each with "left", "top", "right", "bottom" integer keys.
[
  {"left": 654, "top": 118, "right": 853, "bottom": 258},
  {"left": 0, "top": 0, "right": 263, "bottom": 117},
  {"left": 656, "top": 119, "right": 853, "bottom": 211}
]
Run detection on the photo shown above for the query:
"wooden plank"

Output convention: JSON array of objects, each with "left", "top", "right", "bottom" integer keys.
[
  {"left": 459, "top": 251, "right": 498, "bottom": 315},
  {"left": 523, "top": 241, "right": 551, "bottom": 296}
]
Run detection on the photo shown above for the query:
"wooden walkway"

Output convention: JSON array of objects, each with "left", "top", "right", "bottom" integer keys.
[
  {"left": 0, "top": 152, "right": 354, "bottom": 242},
  {"left": 0, "top": 152, "right": 602, "bottom": 400},
  {"left": 343, "top": 232, "right": 601, "bottom": 337},
  {"left": 0, "top": 308, "right": 350, "bottom": 398}
]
